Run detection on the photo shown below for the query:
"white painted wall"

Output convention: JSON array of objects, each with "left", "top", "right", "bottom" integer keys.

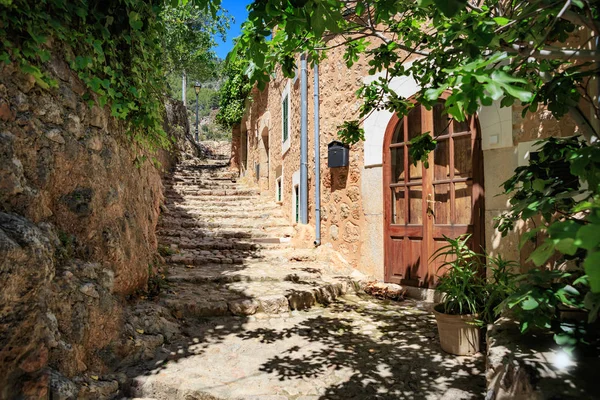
[
  {"left": 362, "top": 77, "right": 513, "bottom": 165},
  {"left": 363, "top": 71, "right": 420, "bottom": 167}
]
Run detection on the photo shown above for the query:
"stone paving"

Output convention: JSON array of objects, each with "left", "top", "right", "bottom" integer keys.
[
  {"left": 123, "top": 147, "right": 485, "bottom": 399},
  {"left": 128, "top": 294, "right": 485, "bottom": 399}
]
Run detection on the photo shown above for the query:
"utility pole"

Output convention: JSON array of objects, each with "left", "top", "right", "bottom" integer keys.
[{"left": 194, "top": 81, "right": 201, "bottom": 142}]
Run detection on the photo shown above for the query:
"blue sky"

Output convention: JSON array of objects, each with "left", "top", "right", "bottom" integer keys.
[{"left": 214, "top": 0, "right": 253, "bottom": 60}]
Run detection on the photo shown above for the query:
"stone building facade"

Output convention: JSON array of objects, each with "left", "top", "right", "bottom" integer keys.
[{"left": 231, "top": 33, "right": 598, "bottom": 298}]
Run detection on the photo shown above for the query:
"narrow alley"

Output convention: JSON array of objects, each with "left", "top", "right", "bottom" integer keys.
[{"left": 124, "top": 144, "right": 485, "bottom": 400}]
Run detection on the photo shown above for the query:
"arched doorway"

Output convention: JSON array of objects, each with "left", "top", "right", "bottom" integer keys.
[{"left": 382, "top": 102, "right": 484, "bottom": 287}]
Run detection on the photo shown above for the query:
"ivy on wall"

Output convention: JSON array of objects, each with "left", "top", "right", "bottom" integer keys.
[
  {"left": 0, "top": 0, "right": 219, "bottom": 151},
  {"left": 215, "top": 58, "right": 252, "bottom": 129}
]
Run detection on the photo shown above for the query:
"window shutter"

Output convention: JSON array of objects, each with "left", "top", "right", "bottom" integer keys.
[{"left": 282, "top": 96, "right": 288, "bottom": 142}]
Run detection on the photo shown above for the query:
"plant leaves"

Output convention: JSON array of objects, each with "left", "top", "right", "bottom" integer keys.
[{"left": 528, "top": 241, "right": 555, "bottom": 266}]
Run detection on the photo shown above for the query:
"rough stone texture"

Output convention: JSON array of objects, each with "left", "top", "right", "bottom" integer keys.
[
  {"left": 0, "top": 213, "right": 55, "bottom": 398},
  {"left": 0, "top": 49, "right": 192, "bottom": 398},
  {"left": 486, "top": 318, "right": 600, "bottom": 400},
  {"left": 155, "top": 149, "right": 368, "bottom": 323},
  {"left": 231, "top": 32, "right": 586, "bottom": 285},
  {"left": 236, "top": 41, "right": 369, "bottom": 271},
  {"left": 0, "top": 59, "right": 176, "bottom": 294},
  {"left": 129, "top": 294, "right": 485, "bottom": 400}
]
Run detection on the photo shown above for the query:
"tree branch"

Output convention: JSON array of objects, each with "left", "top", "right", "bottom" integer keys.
[
  {"left": 466, "top": 2, "right": 484, "bottom": 13},
  {"left": 561, "top": 9, "right": 600, "bottom": 34},
  {"left": 504, "top": 44, "right": 600, "bottom": 61}
]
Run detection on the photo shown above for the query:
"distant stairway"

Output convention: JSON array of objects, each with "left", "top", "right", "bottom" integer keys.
[{"left": 155, "top": 148, "right": 362, "bottom": 320}]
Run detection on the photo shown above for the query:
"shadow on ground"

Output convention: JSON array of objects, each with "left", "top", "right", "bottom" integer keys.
[
  {"left": 236, "top": 297, "right": 485, "bottom": 399},
  {"left": 125, "top": 295, "right": 485, "bottom": 399}
]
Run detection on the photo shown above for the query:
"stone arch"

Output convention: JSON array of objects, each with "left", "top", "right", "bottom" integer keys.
[{"left": 363, "top": 72, "right": 511, "bottom": 166}]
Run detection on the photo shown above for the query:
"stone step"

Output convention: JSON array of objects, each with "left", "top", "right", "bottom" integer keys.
[
  {"left": 164, "top": 188, "right": 259, "bottom": 197},
  {"left": 158, "top": 218, "right": 291, "bottom": 230},
  {"left": 163, "top": 246, "right": 318, "bottom": 267},
  {"left": 166, "top": 182, "right": 241, "bottom": 189},
  {"left": 165, "top": 194, "right": 260, "bottom": 203},
  {"left": 158, "top": 237, "right": 289, "bottom": 251},
  {"left": 164, "top": 260, "right": 328, "bottom": 285},
  {"left": 172, "top": 165, "right": 229, "bottom": 172},
  {"left": 162, "top": 248, "right": 295, "bottom": 266},
  {"left": 160, "top": 210, "right": 284, "bottom": 220},
  {"left": 156, "top": 226, "right": 294, "bottom": 240},
  {"left": 167, "top": 174, "right": 236, "bottom": 182},
  {"left": 166, "top": 203, "right": 281, "bottom": 213},
  {"left": 161, "top": 278, "right": 358, "bottom": 319}
]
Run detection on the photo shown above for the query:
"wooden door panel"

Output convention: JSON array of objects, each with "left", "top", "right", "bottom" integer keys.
[
  {"left": 387, "top": 235, "right": 424, "bottom": 285},
  {"left": 432, "top": 225, "right": 472, "bottom": 238},
  {"left": 454, "top": 182, "right": 473, "bottom": 224},
  {"left": 387, "top": 237, "right": 404, "bottom": 283},
  {"left": 388, "top": 225, "right": 423, "bottom": 237},
  {"left": 384, "top": 103, "right": 484, "bottom": 288}
]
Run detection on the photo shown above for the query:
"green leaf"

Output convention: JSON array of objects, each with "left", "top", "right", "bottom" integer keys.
[
  {"left": 528, "top": 241, "right": 555, "bottom": 266},
  {"left": 554, "top": 332, "right": 577, "bottom": 346},
  {"left": 521, "top": 297, "right": 539, "bottom": 310},
  {"left": 432, "top": 0, "right": 467, "bottom": 17},
  {"left": 355, "top": 2, "right": 365, "bottom": 15},
  {"left": 129, "top": 12, "right": 143, "bottom": 30},
  {"left": 556, "top": 238, "right": 578, "bottom": 256},
  {"left": 584, "top": 251, "right": 600, "bottom": 292},
  {"left": 493, "top": 17, "right": 510, "bottom": 26},
  {"left": 519, "top": 227, "right": 542, "bottom": 249},
  {"left": 576, "top": 224, "right": 600, "bottom": 250},
  {"left": 485, "top": 81, "right": 503, "bottom": 100}
]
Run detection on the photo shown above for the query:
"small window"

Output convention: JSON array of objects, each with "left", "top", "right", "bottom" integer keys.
[
  {"left": 282, "top": 94, "right": 289, "bottom": 143},
  {"left": 276, "top": 177, "right": 282, "bottom": 202},
  {"left": 294, "top": 185, "right": 299, "bottom": 223}
]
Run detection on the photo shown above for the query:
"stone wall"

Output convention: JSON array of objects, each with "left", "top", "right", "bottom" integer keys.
[
  {"left": 232, "top": 34, "right": 592, "bottom": 282},
  {"left": 237, "top": 43, "right": 372, "bottom": 270},
  {"left": 0, "top": 52, "right": 189, "bottom": 397}
]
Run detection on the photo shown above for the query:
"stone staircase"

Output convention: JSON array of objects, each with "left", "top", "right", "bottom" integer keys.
[
  {"left": 116, "top": 145, "right": 487, "bottom": 400},
  {"left": 153, "top": 152, "right": 364, "bottom": 321}
]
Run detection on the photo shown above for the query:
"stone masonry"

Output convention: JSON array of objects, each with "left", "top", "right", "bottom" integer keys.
[
  {"left": 36, "top": 143, "right": 487, "bottom": 399},
  {"left": 120, "top": 144, "right": 485, "bottom": 399},
  {"left": 154, "top": 145, "right": 365, "bottom": 320}
]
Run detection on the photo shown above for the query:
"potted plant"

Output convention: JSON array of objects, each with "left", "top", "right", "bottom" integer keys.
[{"left": 431, "top": 234, "right": 517, "bottom": 355}]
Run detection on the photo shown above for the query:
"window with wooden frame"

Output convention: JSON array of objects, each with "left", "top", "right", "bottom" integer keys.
[
  {"left": 281, "top": 81, "right": 291, "bottom": 154},
  {"left": 282, "top": 94, "right": 289, "bottom": 142}
]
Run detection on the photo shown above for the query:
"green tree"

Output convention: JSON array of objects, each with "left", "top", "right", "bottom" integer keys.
[
  {"left": 231, "top": 0, "right": 600, "bottom": 343},
  {"left": 161, "top": 2, "right": 229, "bottom": 101},
  {"left": 216, "top": 58, "right": 252, "bottom": 128},
  {"left": 0, "top": 0, "right": 226, "bottom": 151}
]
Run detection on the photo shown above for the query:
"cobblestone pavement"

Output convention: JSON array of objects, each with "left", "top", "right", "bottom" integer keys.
[
  {"left": 123, "top": 147, "right": 485, "bottom": 399},
  {"left": 128, "top": 294, "right": 484, "bottom": 399}
]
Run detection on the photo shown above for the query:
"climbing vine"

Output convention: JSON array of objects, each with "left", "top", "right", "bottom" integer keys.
[
  {"left": 215, "top": 58, "right": 252, "bottom": 128},
  {"left": 0, "top": 0, "right": 220, "bottom": 151}
]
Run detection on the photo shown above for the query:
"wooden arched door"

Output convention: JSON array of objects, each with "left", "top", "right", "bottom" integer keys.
[{"left": 383, "top": 102, "right": 484, "bottom": 287}]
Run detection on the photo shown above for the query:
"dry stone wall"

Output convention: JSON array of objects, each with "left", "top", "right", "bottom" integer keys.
[{"left": 0, "top": 53, "right": 189, "bottom": 397}]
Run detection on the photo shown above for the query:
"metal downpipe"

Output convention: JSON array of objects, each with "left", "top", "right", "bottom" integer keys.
[
  {"left": 313, "top": 62, "right": 321, "bottom": 246},
  {"left": 300, "top": 54, "right": 308, "bottom": 224}
]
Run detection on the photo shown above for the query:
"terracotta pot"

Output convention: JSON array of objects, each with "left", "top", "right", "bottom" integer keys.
[{"left": 433, "top": 304, "right": 480, "bottom": 355}]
